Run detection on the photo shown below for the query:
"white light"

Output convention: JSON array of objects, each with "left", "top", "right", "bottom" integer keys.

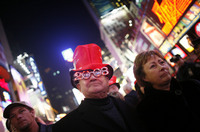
[
  {"left": 61, "top": 48, "right": 74, "bottom": 62},
  {"left": 72, "top": 88, "right": 85, "bottom": 105}
]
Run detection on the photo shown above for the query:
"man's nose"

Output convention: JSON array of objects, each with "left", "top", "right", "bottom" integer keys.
[
  {"left": 90, "top": 74, "right": 96, "bottom": 79},
  {"left": 159, "top": 64, "right": 165, "bottom": 71},
  {"left": 16, "top": 113, "right": 23, "bottom": 119}
]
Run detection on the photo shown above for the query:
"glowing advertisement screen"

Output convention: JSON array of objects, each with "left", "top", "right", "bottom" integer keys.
[
  {"left": 171, "top": 45, "right": 187, "bottom": 59},
  {"left": 147, "top": 0, "right": 193, "bottom": 35},
  {"left": 169, "top": 1, "right": 200, "bottom": 44},
  {"left": 141, "top": 18, "right": 165, "bottom": 48},
  {"left": 164, "top": 52, "right": 175, "bottom": 67},
  {"left": 179, "top": 34, "right": 194, "bottom": 52}
]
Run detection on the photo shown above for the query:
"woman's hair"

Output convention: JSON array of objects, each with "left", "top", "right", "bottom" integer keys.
[{"left": 133, "top": 50, "right": 164, "bottom": 87}]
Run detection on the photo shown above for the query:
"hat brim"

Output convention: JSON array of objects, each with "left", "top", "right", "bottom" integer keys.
[
  {"left": 3, "top": 102, "right": 33, "bottom": 118},
  {"left": 70, "top": 64, "right": 113, "bottom": 88},
  {"left": 110, "top": 83, "right": 120, "bottom": 89}
]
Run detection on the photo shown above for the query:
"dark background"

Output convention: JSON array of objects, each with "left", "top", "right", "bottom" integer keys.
[
  {"left": 0, "top": 0, "right": 104, "bottom": 72},
  {"left": 0, "top": 0, "right": 106, "bottom": 113}
]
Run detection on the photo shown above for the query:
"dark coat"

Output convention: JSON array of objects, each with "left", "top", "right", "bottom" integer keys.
[
  {"left": 137, "top": 78, "right": 200, "bottom": 132},
  {"left": 124, "top": 90, "right": 139, "bottom": 108},
  {"left": 176, "top": 62, "right": 200, "bottom": 81},
  {"left": 38, "top": 122, "right": 52, "bottom": 132},
  {"left": 52, "top": 96, "right": 146, "bottom": 132}
]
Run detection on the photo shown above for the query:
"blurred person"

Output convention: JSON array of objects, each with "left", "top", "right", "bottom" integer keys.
[
  {"left": 52, "top": 43, "right": 146, "bottom": 132},
  {"left": 123, "top": 83, "right": 139, "bottom": 108},
  {"left": 108, "top": 75, "right": 124, "bottom": 100},
  {"left": 123, "top": 83, "right": 133, "bottom": 95},
  {"left": 133, "top": 50, "right": 200, "bottom": 132},
  {"left": 3, "top": 101, "right": 52, "bottom": 132},
  {"left": 170, "top": 54, "right": 200, "bottom": 81}
]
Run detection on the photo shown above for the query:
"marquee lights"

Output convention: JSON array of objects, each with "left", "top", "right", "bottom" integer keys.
[{"left": 152, "top": 0, "right": 192, "bottom": 35}]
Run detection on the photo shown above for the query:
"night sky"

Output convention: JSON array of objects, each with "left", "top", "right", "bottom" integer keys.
[{"left": 0, "top": 0, "right": 104, "bottom": 71}]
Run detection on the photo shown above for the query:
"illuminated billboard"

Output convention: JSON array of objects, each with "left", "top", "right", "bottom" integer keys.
[
  {"left": 146, "top": 0, "right": 193, "bottom": 35},
  {"left": 141, "top": 18, "right": 165, "bottom": 48},
  {"left": 164, "top": 52, "right": 175, "bottom": 67},
  {"left": 168, "top": 1, "right": 200, "bottom": 44},
  {"left": 171, "top": 45, "right": 187, "bottom": 59},
  {"left": 179, "top": 34, "right": 194, "bottom": 52}
]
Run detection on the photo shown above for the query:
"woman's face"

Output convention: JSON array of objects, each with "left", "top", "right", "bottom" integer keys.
[{"left": 143, "top": 55, "right": 171, "bottom": 90}]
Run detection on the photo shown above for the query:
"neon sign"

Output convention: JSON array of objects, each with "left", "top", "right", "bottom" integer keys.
[
  {"left": 195, "top": 22, "right": 200, "bottom": 37},
  {"left": 151, "top": 0, "right": 192, "bottom": 35},
  {"left": 0, "top": 78, "right": 9, "bottom": 91}
]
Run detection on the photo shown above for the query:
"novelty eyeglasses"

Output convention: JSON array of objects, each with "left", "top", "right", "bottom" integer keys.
[{"left": 74, "top": 67, "right": 109, "bottom": 81}]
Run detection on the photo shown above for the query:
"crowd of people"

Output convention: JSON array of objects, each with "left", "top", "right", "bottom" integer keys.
[{"left": 3, "top": 43, "right": 200, "bottom": 132}]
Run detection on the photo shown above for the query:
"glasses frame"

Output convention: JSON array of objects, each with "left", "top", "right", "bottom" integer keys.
[{"left": 74, "top": 67, "right": 109, "bottom": 81}]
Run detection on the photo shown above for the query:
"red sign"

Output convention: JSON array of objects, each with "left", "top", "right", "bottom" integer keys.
[
  {"left": 151, "top": 0, "right": 192, "bottom": 35},
  {"left": 195, "top": 22, "right": 200, "bottom": 37},
  {"left": 0, "top": 78, "right": 9, "bottom": 91}
]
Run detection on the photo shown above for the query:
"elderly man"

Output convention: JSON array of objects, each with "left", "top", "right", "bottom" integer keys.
[
  {"left": 108, "top": 75, "right": 124, "bottom": 100},
  {"left": 52, "top": 43, "right": 145, "bottom": 132},
  {"left": 3, "top": 101, "right": 52, "bottom": 132}
]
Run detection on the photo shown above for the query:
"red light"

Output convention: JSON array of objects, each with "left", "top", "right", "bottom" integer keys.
[{"left": 0, "top": 78, "right": 9, "bottom": 91}]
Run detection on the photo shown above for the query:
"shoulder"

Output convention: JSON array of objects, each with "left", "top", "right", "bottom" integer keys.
[
  {"left": 180, "top": 79, "right": 200, "bottom": 87},
  {"left": 38, "top": 123, "right": 53, "bottom": 132}
]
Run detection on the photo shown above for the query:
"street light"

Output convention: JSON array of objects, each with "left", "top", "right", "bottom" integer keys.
[{"left": 61, "top": 48, "right": 74, "bottom": 62}]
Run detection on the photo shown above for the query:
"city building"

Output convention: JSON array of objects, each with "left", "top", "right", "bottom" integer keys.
[
  {"left": 83, "top": 0, "right": 200, "bottom": 84},
  {"left": 13, "top": 53, "right": 55, "bottom": 122}
]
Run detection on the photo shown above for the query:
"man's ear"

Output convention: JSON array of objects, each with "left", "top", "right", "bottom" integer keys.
[
  {"left": 76, "top": 84, "right": 81, "bottom": 92},
  {"left": 30, "top": 109, "right": 35, "bottom": 117}
]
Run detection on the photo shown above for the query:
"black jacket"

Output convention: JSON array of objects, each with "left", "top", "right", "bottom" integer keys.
[
  {"left": 176, "top": 62, "right": 200, "bottom": 81},
  {"left": 137, "top": 78, "right": 200, "bottom": 132},
  {"left": 52, "top": 96, "right": 146, "bottom": 132}
]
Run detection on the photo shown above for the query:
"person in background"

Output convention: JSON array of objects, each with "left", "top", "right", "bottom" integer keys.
[
  {"left": 52, "top": 43, "right": 146, "bottom": 132},
  {"left": 170, "top": 54, "right": 200, "bottom": 81},
  {"left": 123, "top": 83, "right": 133, "bottom": 95},
  {"left": 133, "top": 50, "right": 200, "bottom": 132},
  {"left": 3, "top": 101, "right": 52, "bottom": 132},
  {"left": 108, "top": 75, "right": 124, "bottom": 100},
  {"left": 123, "top": 83, "right": 139, "bottom": 108}
]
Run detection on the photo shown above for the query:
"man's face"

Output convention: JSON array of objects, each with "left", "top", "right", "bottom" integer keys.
[
  {"left": 108, "top": 84, "right": 119, "bottom": 93},
  {"left": 9, "top": 106, "right": 35, "bottom": 131},
  {"left": 77, "top": 74, "right": 109, "bottom": 98},
  {"left": 143, "top": 55, "right": 171, "bottom": 90}
]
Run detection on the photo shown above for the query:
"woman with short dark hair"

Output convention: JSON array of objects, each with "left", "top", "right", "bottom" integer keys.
[{"left": 133, "top": 50, "right": 200, "bottom": 132}]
